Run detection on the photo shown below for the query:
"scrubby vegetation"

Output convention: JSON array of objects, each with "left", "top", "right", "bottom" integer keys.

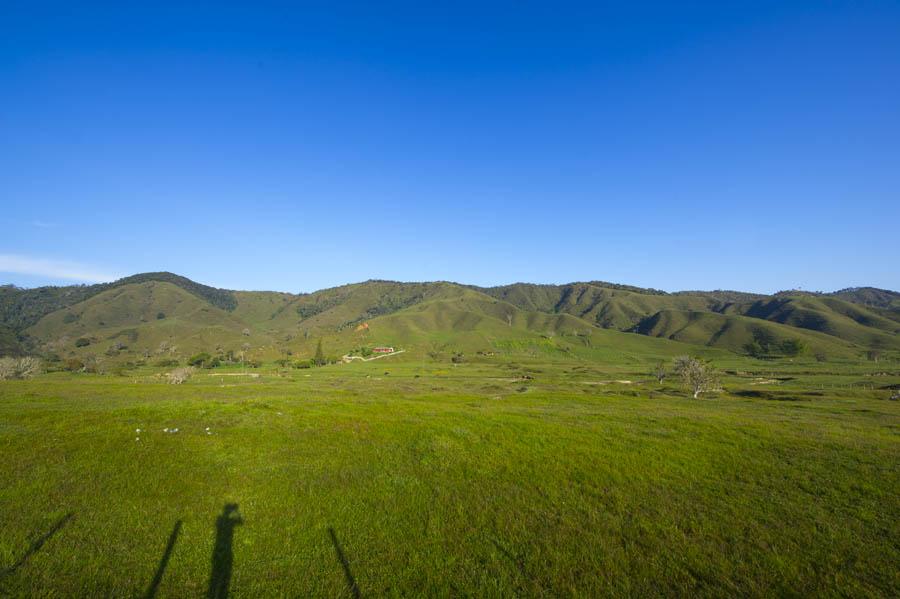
[
  {"left": 165, "top": 366, "right": 196, "bottom": 384},
  {"left": 0, "top": 356, "right": 41, "bottom": 380}
]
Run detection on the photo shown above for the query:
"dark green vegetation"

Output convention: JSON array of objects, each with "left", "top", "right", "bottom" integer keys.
[
  {"left": 1, "top": 273, "right": 898, "bottom": 595},
  {"left": 0, "top": 358, "right": 898, "bottom": 596}
]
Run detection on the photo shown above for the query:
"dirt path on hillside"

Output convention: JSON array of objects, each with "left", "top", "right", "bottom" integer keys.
[{"left": 342, "top": 350, "right": 406, "bottom": 362}]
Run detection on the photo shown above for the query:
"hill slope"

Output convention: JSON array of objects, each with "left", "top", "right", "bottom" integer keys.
[{"left": 1, "top": 273, "right": 896, "bottom": 362}]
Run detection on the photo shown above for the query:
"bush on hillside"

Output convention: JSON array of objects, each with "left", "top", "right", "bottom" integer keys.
[
  {"left": 154, "top": 358, "right": 180, "bottom": 368},
  {"left": 75, "top": 337, "right": 91, "bottom": 347}
]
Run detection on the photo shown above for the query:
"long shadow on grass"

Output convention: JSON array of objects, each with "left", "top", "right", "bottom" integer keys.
[
  {"left": 0, "top": 512, "right": 74, "bottom": 579},
  {"left": 144, "top": 520, "right": 182, "bottom": 599},
  {"left": 328, "top": 527, "right": 360, "bottom": 598},
  {"left": 207, "top": 504, "right": 242, "bottom": 599}
]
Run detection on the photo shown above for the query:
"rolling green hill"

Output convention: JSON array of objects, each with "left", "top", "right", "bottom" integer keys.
[
  {"left": 0, "top": 273, "right": 895, "bottom": 364},
  {"left": 724, "top": 296, "right": 900, "bottom": 350},
  {"left": 634, "top": 309, "right": 860, "bottom": 357}
]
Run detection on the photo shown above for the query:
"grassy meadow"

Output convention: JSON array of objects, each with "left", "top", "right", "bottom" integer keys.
[{"left": 1, "top": 354, "right": 898, "bottom": 597}]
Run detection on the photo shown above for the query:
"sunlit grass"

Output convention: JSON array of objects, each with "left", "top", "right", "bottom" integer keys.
[{"left": 0, "top": 360, "right": 898, "bottom": 596}]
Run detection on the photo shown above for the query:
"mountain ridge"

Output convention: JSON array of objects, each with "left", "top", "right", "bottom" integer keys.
[{"left": 1, "top": 272, "right": 897, "bottom": 360}]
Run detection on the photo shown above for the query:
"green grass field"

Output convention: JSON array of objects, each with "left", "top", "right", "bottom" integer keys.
[{"left": 1, "top": 357, "right": 898, "bottom": 596}]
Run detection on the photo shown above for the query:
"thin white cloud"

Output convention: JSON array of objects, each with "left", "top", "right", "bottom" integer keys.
[{"left": 0, "top": 254, "right": 121, "bottom": 283}]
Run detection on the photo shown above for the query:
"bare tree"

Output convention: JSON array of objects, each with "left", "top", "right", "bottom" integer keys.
[
  {"left": 672, "top": 356, "right": 719, "bottom": 399},
  {"left": 16, "top": 357, "right": 42, "bottom": 379},
  {"left": 506, "top": 312, "right": 513, "bottom": 327},
  {"left": 652, "top": 360, "right": 667, "bottom": 384},
  {"left": 0, "top": 358, "right": 16, "bottom": 380},
  {"left": 242, "top": 328, "right": 251, "bottom": 337},
  {"left": 166, "top": 366, "right": 196, "bottom": 385},
  {"left": 426, "top": 341, "right": 446, "bottom": 361},
  {"left": 240, "top": 342, "right": 251, "bottom": 370}
]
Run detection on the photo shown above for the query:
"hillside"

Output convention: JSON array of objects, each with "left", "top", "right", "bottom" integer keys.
[{"left": 0, "top": 273, "right": 896, "bottom": 363}]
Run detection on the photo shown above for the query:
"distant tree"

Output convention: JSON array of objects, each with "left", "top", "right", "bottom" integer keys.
[
  {"left": 506, "top": 313, "right": 513, "bottom": 327},
  {"left": 17, "top": 357, "right": 41, "bottom": 379},
  {"left": 752, "top": 328, "right": 777, "bottom": 354},
  {"left": 64, "top": 358, "right": 85, "bottom": 372},
  {"left": 314, "top": 339, "right": 326, "bottom": 367},
  {"left": 75, "top": 337, "right": 91, "bottom": 347},
  {"left": 188, "top": 352, "right": 212, "bottom": 367},
  {"left": 166, "top": 366, "right": 195, "bottom": 385},
  {"left": 672, "top": 356, "right": 719, "bottom": 399},
  {"left": 780, "top": 339, "right": 806, "bottom": 357},
  {"left": 866, "top": 349, "right": 882, "bottom": 363},
  {"left": 156, "top": 312, "right": 166, "bottom": 320},
  {"left": 743, "top": 341, "right": 764, "bottom": 358},
  {"left": 242, "top": 328, "right": 251, "bottom": 337},
  {"left": 0, "top": 357, "right": 42, "bottom": 380},
  {"left": 652, "top": 361, "right": 667, "bottom": 384},
  {"left": 82, "top": 355, "right": 104, "bottom": 374},
  {"left": 814, "top": 351, "right": 827, "bottom": 362},
  {"left": 240, "top": 342, "right": 251, "bottom": 369},
  {"left": 0, "top": 358, "right": 16, "bottom": 380},
  {"left": 427, "top": 341, "right": 446, "bottom": 361}
]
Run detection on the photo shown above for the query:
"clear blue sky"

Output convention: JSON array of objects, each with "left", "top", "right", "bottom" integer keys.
[{"left": 2, "top": 1, "right": 898, "bottom": 293}]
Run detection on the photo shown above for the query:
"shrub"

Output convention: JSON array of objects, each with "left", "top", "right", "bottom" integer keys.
[
  {"left": 156, "top": 312, "right": 166, "bottom": 320},
  {"left": 166, "top": 366, "right": 196, "bottom": 384},
  {"left": 780, "top": 339, "right": 806, "bottom": 357},
  {"left": 293, "top": 359, "right": 312, "bottom": 369},
  {"left": 0, "top": 358, "right": 17, "bottom": 380},
  {"left": 188, "top": 352, "right": 212, "bottom": 367},
  {"left": 64, "top": 358, "right": 85, "bottom": 372},
  {"left": 155, "top": 358, "right": 180, "bottom": 368},
  {"left": 75, "top": 337, "right": 91, "bottom": 347},
  {"left": 82, "top": 356, "right": 103, "bottom": 374}
]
